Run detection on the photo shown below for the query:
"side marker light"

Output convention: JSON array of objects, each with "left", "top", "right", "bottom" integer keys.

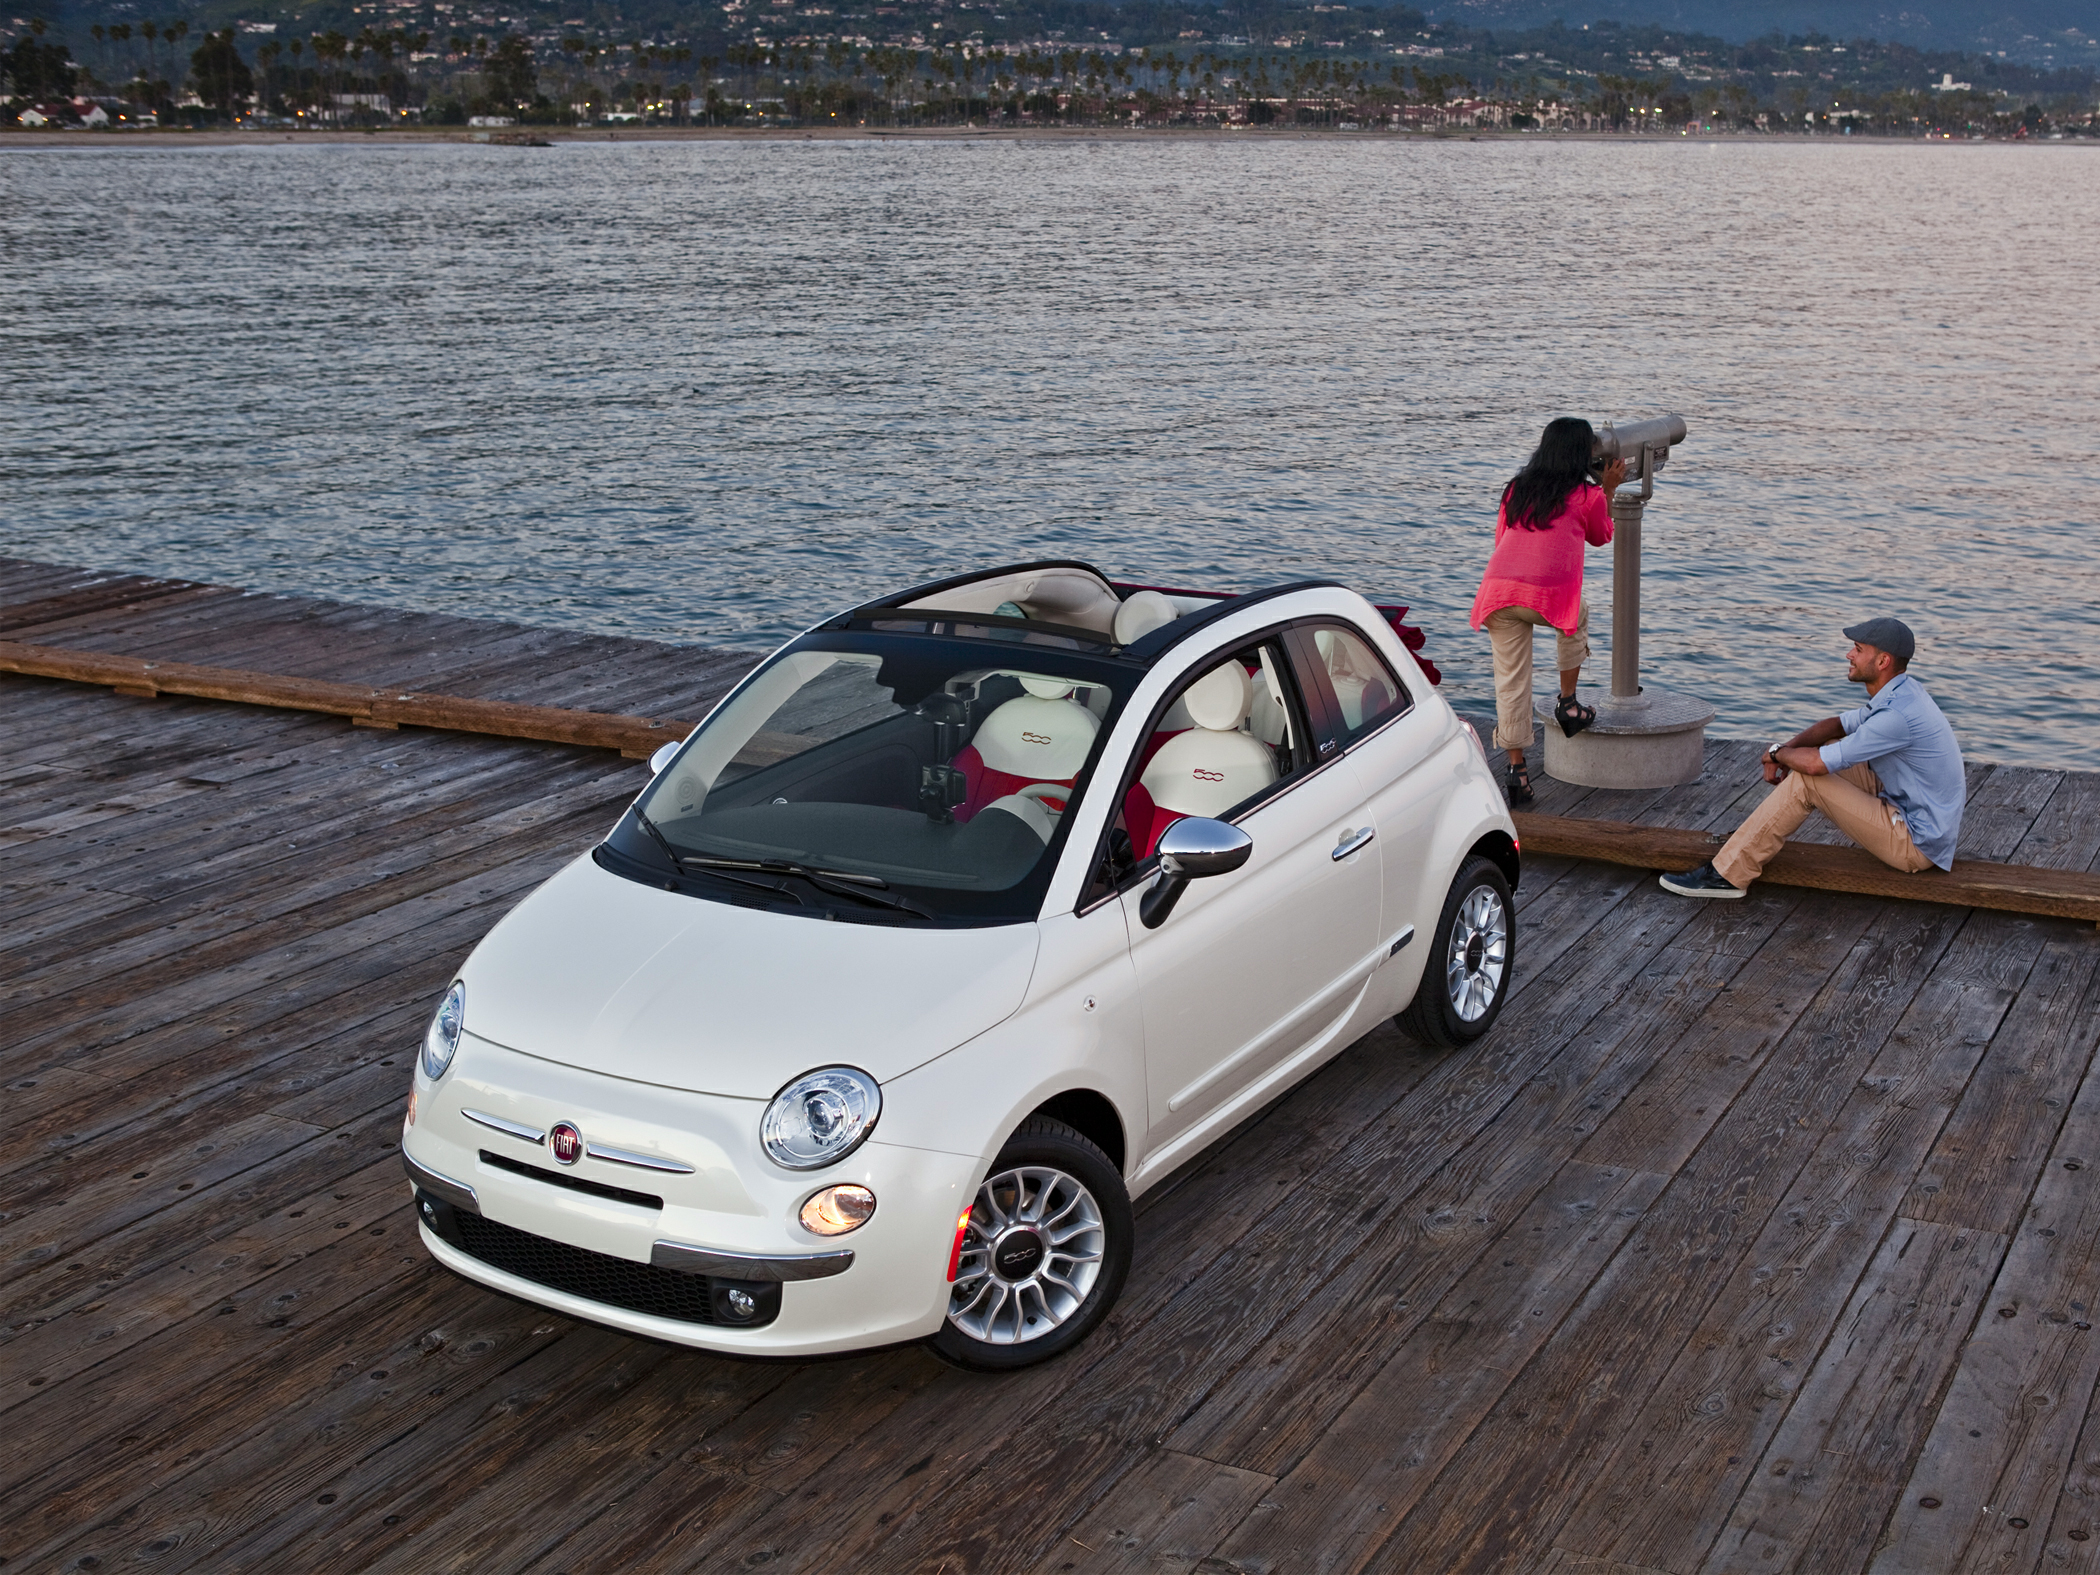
[{"left": 946, "top": 1206, "right": 974, "bottom": 1282}]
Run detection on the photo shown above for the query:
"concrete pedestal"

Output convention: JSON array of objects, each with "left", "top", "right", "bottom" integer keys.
[{"left": 1536, "top": 687, "right": 1714, "bottom": 789}]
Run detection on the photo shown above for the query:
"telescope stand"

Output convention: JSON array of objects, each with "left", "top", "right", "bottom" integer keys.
[{"left": 1537, "top": 481, "right": 1713, "bottom": 790}]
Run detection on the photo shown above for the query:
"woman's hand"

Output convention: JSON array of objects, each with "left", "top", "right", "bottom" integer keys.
[{"left": 1599, "top": 456, "right": 1627, "bottom": 492}]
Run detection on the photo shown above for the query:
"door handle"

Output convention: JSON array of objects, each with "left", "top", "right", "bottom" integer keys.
[{"left": 1331, "top": 826, "right": 1376, "bottom": 861}]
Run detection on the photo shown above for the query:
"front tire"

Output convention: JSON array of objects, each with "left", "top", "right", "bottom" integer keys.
[
  {"left": 928, "top": 1116, "right": 1132, "bottom": 1372},
  {"left": 1397, "top": 854, "right": 1516, "bottom": 1049}
]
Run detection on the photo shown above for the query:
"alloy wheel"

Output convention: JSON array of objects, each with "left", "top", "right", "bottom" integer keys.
[
  {"left": 1445, "top": 884, "right": 1508, "bottom": 1023},
  {"left": 947, "top": 1163, "right": 1106, "bottom": 1345}
]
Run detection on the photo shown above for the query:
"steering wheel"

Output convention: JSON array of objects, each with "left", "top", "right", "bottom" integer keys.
[{"left": 1015, "top": 781, "right": 1070, "bottom": 817}]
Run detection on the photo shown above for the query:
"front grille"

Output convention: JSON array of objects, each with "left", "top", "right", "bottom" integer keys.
[
  {"left": 478, "top": 1149, "right": 664, "bottom": 1210},
  {"left": 430, "top": 1204, "right": 779, "bottom": 1329}
]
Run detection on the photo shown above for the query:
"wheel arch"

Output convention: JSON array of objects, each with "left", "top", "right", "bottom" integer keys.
[
  {"left": 1028, "top": 1088, "right": 1127, "bottom": 1175},
  {"left": 1468, "top": 828, "right": 1521, "bottom": 890}
]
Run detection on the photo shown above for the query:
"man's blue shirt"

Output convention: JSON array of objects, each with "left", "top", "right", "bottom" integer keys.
[{"left": 1817, "top": 672, "right": 1964, "bottom": 869}]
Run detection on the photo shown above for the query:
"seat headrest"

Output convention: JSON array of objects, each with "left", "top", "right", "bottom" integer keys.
[
  {"left": 1113, "top": 590, "right": 1179, "bottom": 646},
  {"left": 1182, "top": 663, "right": 1252, "bottom": 732},
  {"left": 1017, "top": 674, "right": 1076, "bottom": 700}
]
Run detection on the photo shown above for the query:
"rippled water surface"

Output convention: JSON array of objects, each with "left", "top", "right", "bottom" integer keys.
[{"left": 3, "top": 136, "right": 2095, "bottom": 767}]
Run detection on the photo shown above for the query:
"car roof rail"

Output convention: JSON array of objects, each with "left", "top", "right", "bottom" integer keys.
[{"left": 1119, "top": 579, "right": 1349, "bottom": 661}]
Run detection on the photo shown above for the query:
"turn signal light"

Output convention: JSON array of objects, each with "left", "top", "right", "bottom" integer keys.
[
  {"left": 946, "top": 1206, "right": 974, "bottom": 1282},
  {"left": 799, "top": 1184, "right": 876, "bottom": 1236}
]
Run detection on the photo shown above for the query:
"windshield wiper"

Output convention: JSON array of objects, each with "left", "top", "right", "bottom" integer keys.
[
  {"left": 676, "top": 850, "right": 934, "bottom": 919},
  {"left": 764, "top": 862, "right": 935, "bottom": 920},
  {"left": 631, "top": 809, "right": 809, "bottom": 906}
]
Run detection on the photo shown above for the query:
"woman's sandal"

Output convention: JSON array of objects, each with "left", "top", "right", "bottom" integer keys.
[
  {"left": 1505, "top": 760, "right": 1534, "bottom": 806},
  {"left": 1554, "top": 693, "right": 1597, "bottom": 738}
]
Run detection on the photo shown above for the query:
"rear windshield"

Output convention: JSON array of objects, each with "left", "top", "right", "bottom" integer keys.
[{"left": 602, "top": 633, "right": 1137, "bottom": 924}]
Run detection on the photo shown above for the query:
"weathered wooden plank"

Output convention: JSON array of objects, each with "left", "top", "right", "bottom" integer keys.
[
  {"left": 1697, "top": 1219, "right": 2007, "bottom": 1575},
  {"left": 348, "top": 1351, "right": 933, "bottom": 1575},
  {"left": 0, "top": 748, "right": 628, "bottom": 1021},
  {"left": 1199, "top": 1163, "right": 1669, "bottom": 1575},
  {"left": 1868, "top": 964, "right": 2100, "bottom": 1574},
  {"left": 1514, "top": 812, "right": 2100, "bottom": 925},
  {"left": 2012, "top": 771, "right": 2100, "bottom": 875},
  {"left": 1958, "top": 764, "right": 2068, "bottom": 863},
  {"left": 1025, "top": 1448, "right": 1275, "bottom": 1575},
  {"left": 1555, "top": 912, "right": 2041, "bottom": 1571},
  {"left": 4, "top": 840, "right": 565, "bottom": 1071},
  {"left": 1354, "top": 901, "right": 1965, "bottom": 1574},
  {"left": 11, "top": 1263, "right": 566, "bottom": 1571},
  {"left": 1905, "top": 931, "right": 2100, "bottom": 1236},
  {"left": 0, "top": 1149, "right": 408, "bottom": 1414},
  {"left": 0, "top": 578, "right": 229, "bottom": 638},
  {"left": 0, "top": 639, "right": 700, "bottom": 758}
]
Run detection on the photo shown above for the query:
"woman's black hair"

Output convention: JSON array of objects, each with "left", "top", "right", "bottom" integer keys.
[{"left": 1501, "top": 416, "right": 1596, "bottom": 531}]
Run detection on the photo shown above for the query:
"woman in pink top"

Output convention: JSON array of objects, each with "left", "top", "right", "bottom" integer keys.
[{"left": 1468, "top": 417, "right": 1624, "bottom": 804}]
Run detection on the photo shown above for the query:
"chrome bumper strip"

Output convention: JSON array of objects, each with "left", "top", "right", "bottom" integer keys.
[
  {"left": 402, "top": 1147, "right": 481, "bottom": 1214},
  {"left": 462, "top": 1107, "right": 547, "bottom": 1145},
  {"left": 587, "top": 1141, "right": 696, "bottom": 1175},
  {"left": 651, "top": 1240, "right": 854, "bottom": 1282}
]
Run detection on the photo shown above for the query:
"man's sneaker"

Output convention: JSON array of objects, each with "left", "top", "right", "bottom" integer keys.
[{"left": 1659, "top": 862, "right": 1745, "bottom": 899}]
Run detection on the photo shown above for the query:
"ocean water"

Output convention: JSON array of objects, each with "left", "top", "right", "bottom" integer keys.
[{"left": 2, "top": 135, "right": 2095, "bottom": 768}]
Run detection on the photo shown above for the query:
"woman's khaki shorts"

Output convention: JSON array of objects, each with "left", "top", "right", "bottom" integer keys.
[{"left": 1483, "top": 602, "right": 1591, "bottom": 751}]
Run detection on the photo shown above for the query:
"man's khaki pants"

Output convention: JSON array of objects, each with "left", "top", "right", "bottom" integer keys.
[
  {"left": 1484, "top": 601, "right": 1591, "bottom": 752},
  {"left": 1713, "top": 762, "right": 1933, "bottom": 889}
]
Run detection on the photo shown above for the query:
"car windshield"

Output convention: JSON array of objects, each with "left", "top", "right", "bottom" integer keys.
[{"left": 617, "top": 633, "right": 1136, "bottom": 923}]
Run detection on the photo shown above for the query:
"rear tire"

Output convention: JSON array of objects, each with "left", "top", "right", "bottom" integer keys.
[
  {"left": 1397, "top": 854, "right": 1516, "bottom": 1049},
  {"left": 928, "top": 1116, "right": 1132, "bottom": 1372}
]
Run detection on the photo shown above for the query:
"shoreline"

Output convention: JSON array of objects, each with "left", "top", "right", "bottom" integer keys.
[{"left": 3, "top": 123, "right": 2084, "bottom": 148}]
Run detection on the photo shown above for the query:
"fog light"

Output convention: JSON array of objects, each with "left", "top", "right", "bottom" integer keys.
[
  {"left": 800, "top": 1184, "right": 876, "bottom": 1236},
  {"left": 724, "top": 1287, "right": 757, "bottom": 1320}
]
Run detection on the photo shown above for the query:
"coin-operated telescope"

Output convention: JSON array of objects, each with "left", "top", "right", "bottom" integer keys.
[{"left": 1536, "top": 412, "right": 1713, "bottom": 790}]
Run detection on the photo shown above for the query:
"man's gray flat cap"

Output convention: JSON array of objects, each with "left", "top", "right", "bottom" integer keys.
[{"left": 1843, "top": 618, "right": 1916, "bottom": 665}]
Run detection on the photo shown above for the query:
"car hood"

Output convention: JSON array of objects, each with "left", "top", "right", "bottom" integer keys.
[{"left": 456, "top": 852, "right": 1042, "bottom": 1099}]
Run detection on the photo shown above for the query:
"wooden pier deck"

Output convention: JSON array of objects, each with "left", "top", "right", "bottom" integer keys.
[{"left": 5, "top": 557, "right": 2100, "bottom": 1575}]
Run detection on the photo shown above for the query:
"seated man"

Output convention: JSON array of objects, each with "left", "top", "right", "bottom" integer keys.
[{"left": 1661, "top": 618, "right": 1964, "bottom": 898}]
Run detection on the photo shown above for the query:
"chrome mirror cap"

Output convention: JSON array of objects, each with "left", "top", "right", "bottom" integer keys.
[
  {"left": 648, "top": 740, "right": 681, "bottom": 774},
  {"left": 1141, "top": 819, "right": 1254, "bottom": 929},
  {"left": 1156, "top": 817, "right": 1253, "bottom": 879}
]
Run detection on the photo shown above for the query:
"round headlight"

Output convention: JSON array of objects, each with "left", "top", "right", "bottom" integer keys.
[
  {"left": 800, "top": 1184, "right": 877, "bottom": 1236},
  {"left": 761, "top": 1067, "right": 881, "bottom": 1170},
  {"left": 422, "top": 981, "right": 465, "bottom": 1081}
]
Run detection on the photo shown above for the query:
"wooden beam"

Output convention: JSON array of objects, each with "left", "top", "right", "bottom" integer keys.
[
  {"left": 6, "top": 633, "right": 2095, "bottom": 925},
  {"left": 0, "top": 639, "right": 698, "bottom": 760},
  {"left": 1514, "top": 811, "right": 2100, "bottom": 925}
]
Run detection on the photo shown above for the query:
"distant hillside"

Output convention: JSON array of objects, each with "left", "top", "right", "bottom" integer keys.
[{"left": 1422, "top": 0, "right": 2099, "bottom": 66}]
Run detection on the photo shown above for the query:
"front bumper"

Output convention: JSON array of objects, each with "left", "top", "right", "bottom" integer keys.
[{"left": 402, "top": 1034, "right": 978, "bottom": 1356}]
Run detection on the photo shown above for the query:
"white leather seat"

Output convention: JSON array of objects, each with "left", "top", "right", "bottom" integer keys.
[
  {"left": 956, "top": 675, "right": 1099, "bottom": 820},
  {"left": 1117, "top": 592, "right": 1196, "bottom": 735},
  {"left": 1140, "top": 663, "right": 1278, "bottom": 821},
  {"left": 1112, "top": 590, "right": 1179, "bottom": 645},
  {"left": 1315, "top": 629, "right": 1397, "bottom": 731}
]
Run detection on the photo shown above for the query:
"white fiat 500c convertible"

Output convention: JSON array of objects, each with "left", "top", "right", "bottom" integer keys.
[{"left": 402, "top": 563, "right": 1519, "bottom": 1370}]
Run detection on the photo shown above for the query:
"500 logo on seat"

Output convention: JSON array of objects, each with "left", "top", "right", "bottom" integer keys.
[
  {"left": 1192, "top": 768, "right": 1225, "bottom": 783},
  {"left": 1020, "top": 731, "right": 1053, "bottom": 745}
]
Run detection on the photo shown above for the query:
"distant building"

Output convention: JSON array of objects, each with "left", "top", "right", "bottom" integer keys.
[
  {"left": 1934, "top": 72, "right": 1972, "bottom": 91},
  {"left": 467, "top": 114, "right": 516, "bottom": 126}
]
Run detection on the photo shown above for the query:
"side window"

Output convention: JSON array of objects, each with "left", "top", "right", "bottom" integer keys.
[
  {"left": 1288, "top": 623, "right": 1411, "bottom": 753},
  {"left": 1083, "top": 637, "right": 1312, "bottom": 905}
]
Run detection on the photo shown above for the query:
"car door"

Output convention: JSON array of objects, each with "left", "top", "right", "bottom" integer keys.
[
  {"left": 1113, "top": 633, "right": 1383, "bottom": 1153},
  {"left": 1287, "top": 620, "right": 1448, "bottom": 1011}
]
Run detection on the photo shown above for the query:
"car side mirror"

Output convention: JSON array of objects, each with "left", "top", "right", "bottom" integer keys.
[
  {"left": 1139, "top": 818, "right": 1253, "bottom": 930},
  {"left": 648, "top": 740, "right": 681, "bottom": 774}
]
